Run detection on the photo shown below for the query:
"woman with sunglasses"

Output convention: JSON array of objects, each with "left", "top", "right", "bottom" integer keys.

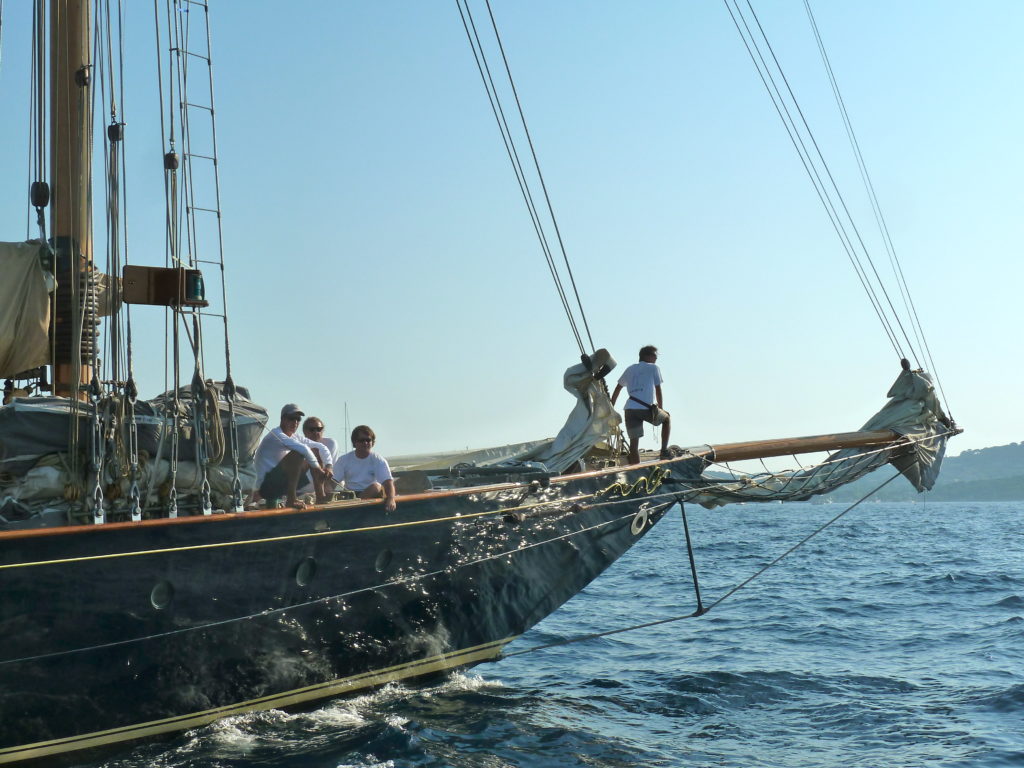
[
  {"left": 295, "top": 416, "right": 341, "bottom": 497},
  {"left": 332, "top": 425, "right": 397, "bottom": 511}
]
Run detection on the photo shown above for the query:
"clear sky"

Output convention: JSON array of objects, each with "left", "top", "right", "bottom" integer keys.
[{"left": 1, "top": 1, "right": 1021, "bottom": 461}]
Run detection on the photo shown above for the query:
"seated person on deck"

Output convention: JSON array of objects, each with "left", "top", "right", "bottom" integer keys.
[
  {"left": 254, "top": 404, "right": 333, "bottom": 508},
  {"left": 333, "top": 425, "right": 397, "bottom": 512},
  {"left": 296, "top": 416, "right": 342, "bottom": 496}
]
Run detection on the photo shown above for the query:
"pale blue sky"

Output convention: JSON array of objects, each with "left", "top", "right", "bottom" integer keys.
[{"left": 1, "top": 2, "right": 1020, "bottom": 459}]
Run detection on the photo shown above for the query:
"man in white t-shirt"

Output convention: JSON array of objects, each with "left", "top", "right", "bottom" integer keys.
[
  {"left": 610, "top": 345, "right": 672, "bottom": 465},
  {"left": 333, "top": 424, "right": 397, "bottom": 512},
  {"left": 254, "top": 404, "right": 333, "bottom": 508}
]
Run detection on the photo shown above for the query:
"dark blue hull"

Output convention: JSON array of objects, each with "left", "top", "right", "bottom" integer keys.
[{"left": 0, "top": 461, "right": 685, "bottom": 762}]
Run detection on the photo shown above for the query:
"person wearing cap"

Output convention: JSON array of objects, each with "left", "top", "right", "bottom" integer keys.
[
  {"left": 333, "top": 425, "right": 397, "bottom": 512},
  {"left": 254, "top": 404, "right": 334, "bottom": 508},
  {"left": 610, "top": 345, "right": 672, "bottom": 465}
]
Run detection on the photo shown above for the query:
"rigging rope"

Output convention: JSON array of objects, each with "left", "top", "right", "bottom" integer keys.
[
  {"left": 482, "top": 0, "right": 595, "bottom": 353},
  {"left": 28, "top": 0, "right": 48, "bottom": 243},
  {"left": 455, "top": 0, "right": 582, "bottom": 354},
  {"left": 745, "top": 1, "right": 919, "bottom": 358},
  {"left": 456, "top": 0, "right": 594, "bottom": 356},
  {"left": 502, "top": 472, "right": 899, "bottom": 659},
  {"left": 723, "top": 0, "right": 927, "bottom": 368},
  {"left": 724, "top": 0, "right": 901, "bottom": 358},
  {"left": 802, "top": 0, "right": 952, "bottom": 421}
]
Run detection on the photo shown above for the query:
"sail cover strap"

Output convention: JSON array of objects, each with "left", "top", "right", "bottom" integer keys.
[{"left": 0, "top": 242, "right": 51, "bottom": 378}]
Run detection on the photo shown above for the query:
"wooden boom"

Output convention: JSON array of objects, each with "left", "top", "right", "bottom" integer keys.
[{"left": 699, "top": 429, "right": 900, "bottom": 463}]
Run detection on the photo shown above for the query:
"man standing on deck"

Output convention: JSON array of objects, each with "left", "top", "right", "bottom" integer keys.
[
  {"left": 254, "top": 404, "right": 333, "bottom": 508},
  {"left": 610, "top": 345, "right": 671, "bottom": 465}
]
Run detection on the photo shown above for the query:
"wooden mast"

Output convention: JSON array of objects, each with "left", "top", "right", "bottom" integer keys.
[{"left": 50, "top": 0, "right": 94, "bottom": 398}]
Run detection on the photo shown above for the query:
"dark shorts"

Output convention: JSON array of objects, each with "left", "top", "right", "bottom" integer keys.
[
  {"left": 624, "top": 406, "right": 669, "bottom": 439},
  {"left": 259, "top": 461, "right": 310, "bottom": 500}
]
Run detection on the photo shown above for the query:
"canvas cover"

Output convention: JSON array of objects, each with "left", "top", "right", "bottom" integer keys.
[
  {"left": 0, "top": 241, "right": 50, "bottom": 378},
  {"left": 390, "top": 357, "right": 621, "bottom": 476}
]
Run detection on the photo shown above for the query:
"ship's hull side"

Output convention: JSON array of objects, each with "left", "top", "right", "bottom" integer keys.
[{"left": 0, "top": 461, "right": 684, "bottom": 762}]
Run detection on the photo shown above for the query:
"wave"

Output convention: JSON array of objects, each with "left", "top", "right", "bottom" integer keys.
[
  {"left": 970, "top": 683, "right": 1024, "bottom": 712},
  {"left": 992, "top": 594, "right": 1024, "bottom": 609},
  {"left": 925, "top": 571, "right": 1021, "bottom": 586}
]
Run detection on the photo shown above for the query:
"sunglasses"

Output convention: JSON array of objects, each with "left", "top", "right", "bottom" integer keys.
[
  {"left": 354, "top": 437, "right": 373, "bottom": 444},
  {"left": 306, "top": 426, "right": 324, "bottom": 432},
  {"left": 285, "top": 415, "right": 302, "bottom": 422}
]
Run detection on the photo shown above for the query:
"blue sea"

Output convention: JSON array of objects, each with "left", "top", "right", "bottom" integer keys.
[{"left": 89, "top": 501, "right": 1022, "bottom": 768}]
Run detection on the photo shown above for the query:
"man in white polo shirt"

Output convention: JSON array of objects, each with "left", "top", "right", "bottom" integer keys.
[{"left": 610, "top": 345, "right": 672, "bottom": 465}]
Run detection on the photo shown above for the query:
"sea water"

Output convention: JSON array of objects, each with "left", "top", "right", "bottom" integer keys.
[{"left": 88, "top": 501, "right": 1022, "bottom": 768}]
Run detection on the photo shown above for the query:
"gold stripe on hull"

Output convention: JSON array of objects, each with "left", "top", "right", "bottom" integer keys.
[{"left": 0, "top": 637, "right": 516, "bottom": 764}]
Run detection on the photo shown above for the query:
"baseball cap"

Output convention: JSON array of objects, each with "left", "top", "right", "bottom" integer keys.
[{"left": 280, "top": 403, "right": 304, "bottom": 418}]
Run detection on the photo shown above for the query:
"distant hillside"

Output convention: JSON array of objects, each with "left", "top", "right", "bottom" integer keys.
[
  {"left": 824, "top": 442, "right": 1024, "bottom": 502},
  {"left": 945, "top": 443, "right": 1024, "bottom": 482}
]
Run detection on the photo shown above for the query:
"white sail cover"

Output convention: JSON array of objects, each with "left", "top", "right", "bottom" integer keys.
[
  {"left": 523, "top": 358, "right": 621, "bottom": 472},
  {"left": 690, "top": 367, "right": 953, "bottom": 508},
  {"left": 390, "top": 356, "right": 621, "bottom": 475},
  {"left": 0, "top": 242, "right": 50, "bottom": 378},
  {"left": 861, "top": 366, "right": 950, "bottom": 490}
]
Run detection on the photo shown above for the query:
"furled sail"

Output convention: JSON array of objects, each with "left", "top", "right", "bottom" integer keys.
[
  {"left": 861, "top": 365, "right": 950, "bottom": 491},
  {"left": 690, "top": 366, "right": 953, "bottom": 508},
  {"left": 523, "top": 355, "right": 621, "bottom": 472},
  {"left": 0, "top": 241, "right": 51, "bottom": 378},
  {"left": 390, "top": 352, "right": 621, "bottom": 476}
]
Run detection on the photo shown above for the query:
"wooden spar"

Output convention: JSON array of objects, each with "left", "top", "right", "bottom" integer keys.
[
  {"left": 50, "top": 0, "right": 93, "bottom": 398},
  {"left": 697, "top": 429, "right": 900, "bottom": 463}
]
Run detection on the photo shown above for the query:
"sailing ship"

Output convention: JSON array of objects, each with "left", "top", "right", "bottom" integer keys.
[{"left": 0, "top": 1, "right": 958, "bottom": 763}]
